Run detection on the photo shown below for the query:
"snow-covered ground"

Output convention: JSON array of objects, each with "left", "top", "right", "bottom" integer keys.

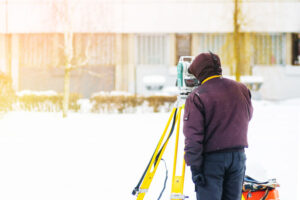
[{"left": 0, "top": 99, "right": 299, "bottom": 200}]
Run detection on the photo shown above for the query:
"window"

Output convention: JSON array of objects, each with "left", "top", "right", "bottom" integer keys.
[
  {"left": 176, "top": 34, "right": 191, "bottom": 63},
  {"left": 196, "top": 33, "right": 227, "bottom": 55},
  {"left": 0, "top": 34, "right": 11, "bottom": 74},
  {"left": 136, "top": 34, "right": 168, "bottom": 65},
  {"left": 74, "top": 34, "right": 115, "bottom": 66},
  {"left": 253, "top": 33, "right": 286, "bottom": 65},
  {"left": 19, "top": 34, "right": 63, "bottom": 68},
  {"left": 292, "top": 33, "right": 300, "bottom": 66}
]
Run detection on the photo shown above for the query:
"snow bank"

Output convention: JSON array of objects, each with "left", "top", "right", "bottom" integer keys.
[{"left": 0, "top": 99, "right": 299, "bottom": 200}]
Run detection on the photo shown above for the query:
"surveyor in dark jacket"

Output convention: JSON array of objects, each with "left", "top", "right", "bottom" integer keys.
[{"left": 183, "top": 52, "right": 253, "bottom": 200}]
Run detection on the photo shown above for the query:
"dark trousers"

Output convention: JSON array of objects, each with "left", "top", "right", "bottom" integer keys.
[{"left": 195, "top": 151, "right": 246, "bottom": 200}]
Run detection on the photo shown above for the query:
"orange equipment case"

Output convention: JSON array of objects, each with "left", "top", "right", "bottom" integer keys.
[
  {"left": 242, "top": 189, "right": 280, "bottom": 200},
  {"left": 242, "top": 175, "right": 280, "bottom": 200}
]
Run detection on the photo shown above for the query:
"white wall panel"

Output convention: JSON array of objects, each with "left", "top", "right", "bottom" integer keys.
[{"left": 0, "top": 0, "right": 299, "bottom": 33}]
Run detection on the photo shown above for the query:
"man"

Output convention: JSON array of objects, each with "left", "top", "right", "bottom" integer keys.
[{"left": 183, "top": 52, "right": 253, "bottom": 200}]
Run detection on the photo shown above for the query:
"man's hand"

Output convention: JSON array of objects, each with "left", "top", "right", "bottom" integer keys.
[{"left": 191, "top": 166, "right": 206, "bottom": 186}]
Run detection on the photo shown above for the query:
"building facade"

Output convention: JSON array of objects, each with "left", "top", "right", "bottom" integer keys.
[{"left": 0, "top": 0, "right": 299, "bottom": 98}]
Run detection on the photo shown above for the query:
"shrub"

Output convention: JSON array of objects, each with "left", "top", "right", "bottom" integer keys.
[
  {"left": 90, "top": 92, "right": 143, "bottom": 113},
  {"left": 8, "top": 90, "right": 177, "bottom": 113},
  {"left": 0, "top": 73, "right": 15, "bottom": 112},
  {"left": 144, "top": 95, "right": 177, "bottom": 113},
  {"left": 15, "top": 91, "right": 81, "bottom": 112},
  {"left": 90, "top": 92, "right": 177, "bottom": 113}
]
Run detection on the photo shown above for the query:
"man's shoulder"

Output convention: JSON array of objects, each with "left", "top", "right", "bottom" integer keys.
[
  {"left": 186, "top": 89, "right": 205, "bottom": 109},
  {"left": 191, "top": 86, "right": 205, "bottom": 97},
  {"left": 187, "top": 89, "right": 197, "bottom": 101},
  {"left": 222, "top": 77, "right": 249, "bottom": 90},
  {"left": 187, "top": 87, "right": 206, "bottom": 105}
]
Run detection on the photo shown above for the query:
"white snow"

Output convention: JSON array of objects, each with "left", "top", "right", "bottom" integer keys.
[
  {"left": 162, "top": 86, "right": 178, "bottom": 96},
  {"left": 91, "top": 91, "right": 133, "bottom": 98},
  {"left": 0, "top": 99, "right": 299, "bottom": 200},
  {"left": 223, "top": 75, "right": 264, "bottom": 84},
  {"left": 16, "top": 90, "right": 58, "bottom": 96},
  {"left": 240, "top": 76, "right": 264, "bottom": 84},
  {"left": 143, "top": 75, "right": 166, "bottom": 85}
]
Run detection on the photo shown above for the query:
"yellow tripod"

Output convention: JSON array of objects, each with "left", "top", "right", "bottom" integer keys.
[
  {"left": 132, "top": 100, "right": 246, "bottom": 200},
  {"left": 132, "top": 98, "right": 187, "bottom": 200}
]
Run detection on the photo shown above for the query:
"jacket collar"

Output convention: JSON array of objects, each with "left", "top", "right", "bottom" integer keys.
[{"left": 201, "top": 75, "right": 222, "bottom": 85}]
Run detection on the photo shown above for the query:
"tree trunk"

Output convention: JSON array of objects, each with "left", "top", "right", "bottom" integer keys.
[
  {"left": 62, "top": 66, "right": 70, "bottom": 118},
  {"left": 62, "top": 32, "right": 73, "bottom": 118},
  {"left": 234, "top": 0, "right": 241, "bottom": 82}
]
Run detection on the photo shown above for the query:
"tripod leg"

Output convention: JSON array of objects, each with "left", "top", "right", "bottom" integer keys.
[
  {"left": 241, "top": 194, "right": 245, "bottom": 200},
  {"left": 136, "top": 107, "right": 178, "bottom": 200},
  {"left": 171, "top": 105, "right": 187, "bottom": 200}
]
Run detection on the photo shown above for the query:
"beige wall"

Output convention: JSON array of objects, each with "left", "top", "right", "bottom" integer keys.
[
  {"left": 115, "top": 34, "right": 134, "bottom": 92},
  {"left": 127, "top": 34, "right": 136, "bottom": 94},
  {"left": 11, "top": 34, "right": 19, "bottom": 90},
  {"left": 169, "top": 34, "right": 176, "bottom": 66},
  {"left": 253, "top": 65, "right": 300, "bottom": 100},
  {"left": 286, "top": 33, "right": 292, "bottom": 65},
  {"left": 0, "top": 34, "right": 7, "bottom": 73},
  {"left": 1, "top": 32, "right": 298, "bottom": 95}
]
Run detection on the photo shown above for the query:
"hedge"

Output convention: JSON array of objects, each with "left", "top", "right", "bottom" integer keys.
[
  {"left": 90, "top": 92, "right": 177, "bottom": 113},
  {"left": 0, "top": 73, "right": 15, "bottom": 112},
  {"left": 15, "top": 91, "right": 81, "bottom": 112},
  {"left": 2, "top": 89, "right": 177, "bottom": 113}
]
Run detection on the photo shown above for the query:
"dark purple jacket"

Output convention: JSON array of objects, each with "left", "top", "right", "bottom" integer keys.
[{"left": 183, "top": 77, "right": 253, "bottom": 167}]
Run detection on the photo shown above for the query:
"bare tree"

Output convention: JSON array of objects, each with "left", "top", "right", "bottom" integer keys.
[
  {"left": 219, "top": 0, "right": 254, "bottom": 79},
  {"left": 233, "top": 0, "right": 242, "bottom": 82},
  {"left": 51, "top": 0, "right": 89, "bottom": 117},
  {"left": 51, "top": 0, "right": 113, "bottom": 117}
]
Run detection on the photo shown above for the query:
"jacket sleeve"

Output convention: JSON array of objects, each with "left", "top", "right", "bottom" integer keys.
[
  {"left": 247, "top": 89, "right": 253, "bottom": 120},
  {"left": 183, "top": 92, "right": 205, "bottom": 168}
]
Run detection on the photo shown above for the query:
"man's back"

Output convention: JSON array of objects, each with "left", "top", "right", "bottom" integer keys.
[
  {"left": 182, "top": 52, "right": 253, "bottom": 200},
  {"left": 191, "top": 77, "right": 253, "bottom": 153}
]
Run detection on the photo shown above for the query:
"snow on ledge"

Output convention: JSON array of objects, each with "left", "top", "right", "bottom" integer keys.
[
  {"left": 91, "top": 91, "right": 134, "bottom": 98},
  {"left": 223, "top": 75, "right": 264, "bottom": 83},
  {"left": 143, "top": 75, "right": 166, "bottom": 85}
]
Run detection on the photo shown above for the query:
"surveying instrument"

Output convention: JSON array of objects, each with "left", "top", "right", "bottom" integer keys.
[{"left": 132, "top": 56, "right": 198, "bottom": 200}]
